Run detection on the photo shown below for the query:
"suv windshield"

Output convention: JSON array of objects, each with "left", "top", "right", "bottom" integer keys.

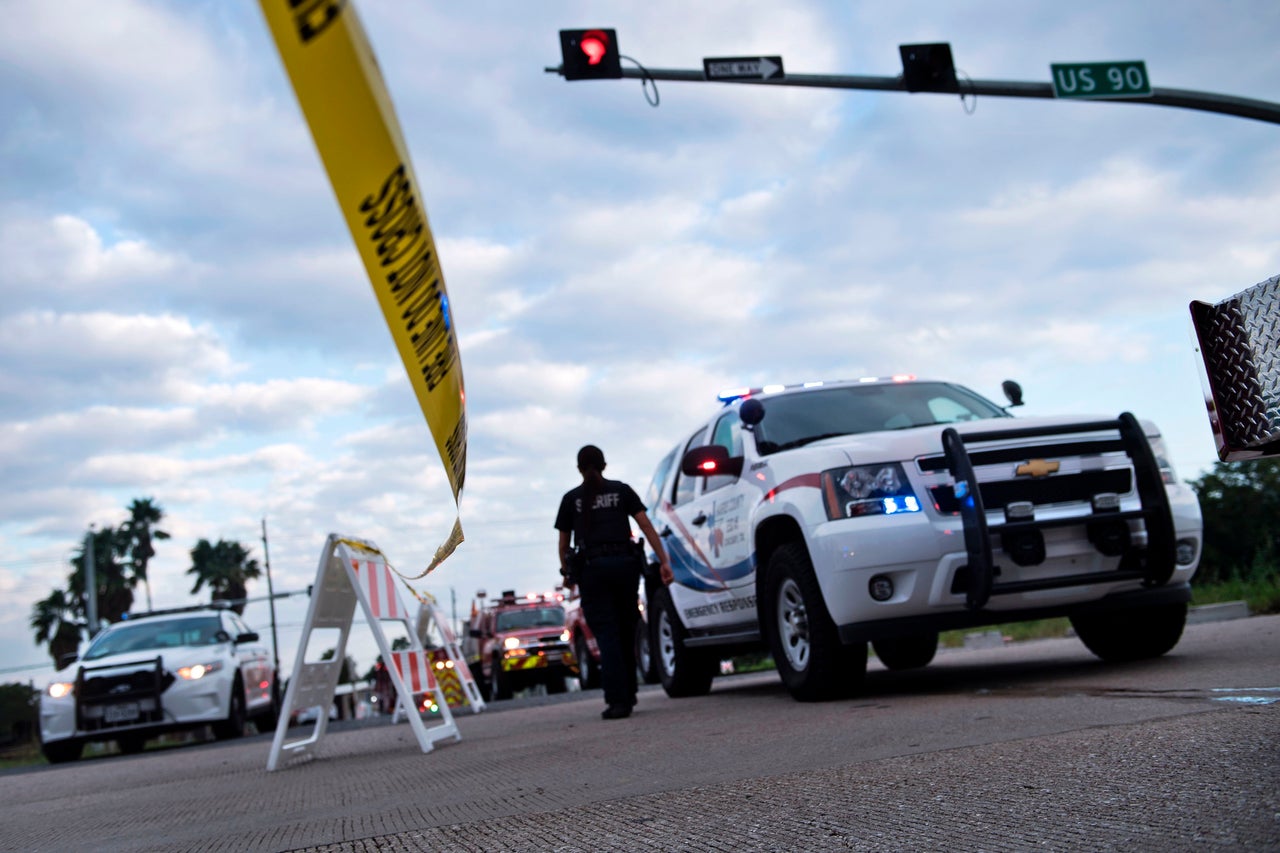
[
  {"left": 753, "top": 382, "right": 1008, "bottom": 454},
  {"left": 82, "top": 616, "right": 226, "bottom": 661},
  {"left": 495, "top": 607, "right": 566, "bottom": 632}
]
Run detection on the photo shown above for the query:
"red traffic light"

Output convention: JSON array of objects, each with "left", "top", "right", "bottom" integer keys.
[
  {"left": 559, "top": 28, "right": 623, "bottom": 81},
  {"left": 580, "top": 30, "right": 610, "bottom": 65}
]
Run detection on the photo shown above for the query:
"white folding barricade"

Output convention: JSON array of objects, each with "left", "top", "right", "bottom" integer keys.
[
  {"left": 267, "top": 534, "right": 460, "bottom": 771},
  {"left": 400, "top": 594, "right": 486, "bottom": 717}
]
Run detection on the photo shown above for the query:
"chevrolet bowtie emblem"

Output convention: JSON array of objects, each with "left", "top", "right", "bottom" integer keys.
[{"left": 1016, "top": 459, "right": 1060, "bottom": 478}]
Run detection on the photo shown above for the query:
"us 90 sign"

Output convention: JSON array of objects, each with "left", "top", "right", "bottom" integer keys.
[{"left": 1051, "top": 61, "right": 1151, "bottom": 99}]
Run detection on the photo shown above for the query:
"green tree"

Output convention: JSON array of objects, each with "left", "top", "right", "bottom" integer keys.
[
  {"left": 187, "top": 539, "right": 262, "bottom": 614},
  {"left": 1188, "top": 458, "right": 1280, "bottom": 583},
  {"left": 29, "top": 589, "right": 83, "bottom": 667},
  {"left": 121, "top": 498, "right": 170, "bottom": 612},
  {"left": 67, "top": 526, "right": 136, "bottom": 629},
  {"left": 0, "top": 682, "right": 39, "bottom": 746}
]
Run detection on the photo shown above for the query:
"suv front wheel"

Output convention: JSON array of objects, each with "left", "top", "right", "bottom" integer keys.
[
  {"left": 1070, "top": 602, "right": 1188, "bottom": 662},
  {"left": 765, "top": 543, "right": 865, "bottom": 701}
]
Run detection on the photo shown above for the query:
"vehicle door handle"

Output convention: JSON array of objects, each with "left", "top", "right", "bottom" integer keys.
[{"left": 692, "top": 513, "right": 708, "bottom": 526}]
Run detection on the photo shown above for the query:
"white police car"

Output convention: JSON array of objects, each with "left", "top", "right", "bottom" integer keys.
[
  {"left": 641, "top": 376, "right": 1203, "bottom": 701},
  {"left": 38, "top": 605, "right": 278, "bottom": 762}
]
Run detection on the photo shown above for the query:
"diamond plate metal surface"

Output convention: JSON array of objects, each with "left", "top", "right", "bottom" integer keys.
[{"left": 1191, "top": 273, "right": 1280, "bottom": 459}]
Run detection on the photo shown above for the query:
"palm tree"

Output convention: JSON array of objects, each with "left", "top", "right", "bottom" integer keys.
[
  {"left": 122, "top": 498, "right": 170, "bottom": 612},
  {"left": 187, "top": 539, "right": 262, "bottom": 614},
  {"left": 30, "top": 589, "right": 83, "bottom": 667},
  {"left": 68, "top": 526, "right": 136, "bottom": 629}
]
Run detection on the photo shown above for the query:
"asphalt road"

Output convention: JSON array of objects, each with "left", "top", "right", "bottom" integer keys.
[{"left": 4, "top": 614, "right": 1278, "bottom": 852}]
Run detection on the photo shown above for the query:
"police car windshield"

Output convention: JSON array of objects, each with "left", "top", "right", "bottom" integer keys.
[
  {"left": 752, "top": 382, "right": 1008, "bottom": 454},
  {"left": 495, "top": 607, "right": 565, "bottom": 632},
  {"left": 82, "top": 616, "right": 225, "bottom": 661}
]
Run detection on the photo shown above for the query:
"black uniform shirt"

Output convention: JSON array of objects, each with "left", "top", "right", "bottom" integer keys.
[{"left": 555, "top": 479, "right": 644, "bottom": 548}]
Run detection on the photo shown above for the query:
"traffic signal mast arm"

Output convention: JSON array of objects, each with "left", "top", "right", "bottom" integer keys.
[{"left": 544, "top": 64, "right": 1280, "bottom": 127}]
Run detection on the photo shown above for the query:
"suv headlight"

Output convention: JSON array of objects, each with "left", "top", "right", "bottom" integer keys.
[
  {"left": 821, "top": 462, "right": 921, "bottom": 520},
  {"left": 503, "top": 636, "right": 522, "bottom": 650},
  {"left": 177, "top": 661, "right": 224, "bottom": 680}
]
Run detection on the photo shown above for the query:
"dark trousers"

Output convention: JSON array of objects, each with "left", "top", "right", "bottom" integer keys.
[{"left": 578, "top": 553, "right": 641, "bottom": 709}]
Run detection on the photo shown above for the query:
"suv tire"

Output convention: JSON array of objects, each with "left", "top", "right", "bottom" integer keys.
[
  {"left": 765, "top": 543, "right": 866, "bottom": 701},
  {"left": 872, "top": 632, "right": 939, "bottom": 670},
  {"left": 636, "top": 618, "right": 659, "bottom": 685},
  {"left": 655, "top": 588, "right": 716, "bottom": 697},
  {"left": 1071, "top": 602, "right": 1188, "bottom": 663}
]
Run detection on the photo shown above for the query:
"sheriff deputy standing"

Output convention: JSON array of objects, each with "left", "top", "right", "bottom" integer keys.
[{"left": 555, "top": 445, "right": 673, "bottom": 719}]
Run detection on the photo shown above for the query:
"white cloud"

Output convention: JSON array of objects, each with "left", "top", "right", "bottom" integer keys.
[{"left": 0, "top": 214, "right": 190, "bottom": 301}]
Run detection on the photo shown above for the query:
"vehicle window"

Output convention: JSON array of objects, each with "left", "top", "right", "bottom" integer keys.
[
  {"left": 672, "top": 427, "right": 709, "bottom": 506},
  {"left": 927, "top": 394, "right": 984, "bottom": 423},
  {"left": 495, "top": 606, "right": 566, "bottom": 631},
  {"left": 644, "top": 446, "right": 679, "bottom": 514},
  {"left": 82, "top": 616, "right": 224, "bottom": 660},
  {"left": 229, "top": 614, "right": 252, "bottom": 637},
  {"left": 704, "top": 412, "right": 743, "bottom": 492},
  {"left": 753, "top": 382, "right": 1008, "bottom": 454}
]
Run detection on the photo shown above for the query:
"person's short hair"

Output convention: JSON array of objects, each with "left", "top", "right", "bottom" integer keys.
[{"left": 577, "top": 444, "right": 606, "bottom": 472}]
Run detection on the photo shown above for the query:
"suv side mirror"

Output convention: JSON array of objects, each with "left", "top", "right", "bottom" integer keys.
[
  {"left": 1002, "top": 380, "right": 1024, "bottom": 408},
  {"left": 469, "top": 628, "right": 482, "bottom": 638},
  {"left": 235, "top": 631, "right": 260, "bottom": 644},
  {"left": 58, "top": 653, "right": 79, "bottom": 669},
  {"left": 681, "top": 445, "right": 743, "bottom": 479}
]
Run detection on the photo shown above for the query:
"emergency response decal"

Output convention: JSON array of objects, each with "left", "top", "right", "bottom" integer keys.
[{"left": 663, "top": 499, "right": 754, "bottom": 593}]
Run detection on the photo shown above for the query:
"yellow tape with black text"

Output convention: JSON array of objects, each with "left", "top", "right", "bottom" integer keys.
[{"left": 260, "top": 0, "right": 465, "bottom": 575}]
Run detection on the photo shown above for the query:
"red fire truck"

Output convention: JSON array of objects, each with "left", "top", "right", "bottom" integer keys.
[{"left": 462, "top": 590, "right": 574, "bottom": 701}]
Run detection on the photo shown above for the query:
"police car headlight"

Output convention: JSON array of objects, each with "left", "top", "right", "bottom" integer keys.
[
  {"left": 503, "top": 637, "right": 522, "bottom": 650},
  {"left": 177, "top": 661, "right": 223, "bottom": 680},
  {"left": 821, "top": 463, "right": 921, "bottom": 520},
  {"left": 559, "top": 630, "right": 570, "bottom": 643},
  {"left": 47, "top": 681, "right": 75, "bottom": 699}
]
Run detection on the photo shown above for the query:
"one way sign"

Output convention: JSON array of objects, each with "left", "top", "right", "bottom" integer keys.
[{"left": 703, "top": 56, "right": 785, "bottom": 81}]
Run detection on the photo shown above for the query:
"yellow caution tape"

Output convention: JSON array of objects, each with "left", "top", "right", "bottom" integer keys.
[{"left": 260, "top": 0, "right": 465, "bottom": 575}]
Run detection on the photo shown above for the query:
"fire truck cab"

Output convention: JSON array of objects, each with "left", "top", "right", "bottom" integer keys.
[{"left": 462, "top": 590, "right": 574, "bottom": 701}]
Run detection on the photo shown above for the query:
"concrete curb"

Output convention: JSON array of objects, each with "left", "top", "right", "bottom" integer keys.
[{"left": 1187, "top": 599, "right": 1252, "bottom": 624}]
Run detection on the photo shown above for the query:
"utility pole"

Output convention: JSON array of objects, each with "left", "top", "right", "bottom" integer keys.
[
  {"left": 84, "top": 526, "right": 98, "bottom": 638},
  {"left": 261, "top": 518, "right": 281, "bottom": 678}
]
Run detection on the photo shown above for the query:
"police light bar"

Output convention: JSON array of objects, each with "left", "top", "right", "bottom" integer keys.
[
  {"left": 717, "top": 387, "right": 757, "bottom": 404},
  {"left": 717, "top": 376, "right": 919, "bottom": 404}
]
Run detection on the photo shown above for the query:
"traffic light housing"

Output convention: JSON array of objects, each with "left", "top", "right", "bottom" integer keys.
[
  {"left": 899, "top": 42, "right": 958, "bottom": 93},
  {"left": 559, "top": 29, "right": 623, "bottom": 81}
]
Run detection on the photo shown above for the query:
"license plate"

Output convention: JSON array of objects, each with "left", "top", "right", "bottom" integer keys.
[{"left": 104, "top": 702, "right": 140, "bottom": 723}]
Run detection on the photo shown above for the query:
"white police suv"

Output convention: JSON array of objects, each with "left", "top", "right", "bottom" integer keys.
[
  {"left": 641, "top": 376, "right": 1203, "bottom": 702},
  {"left": 38, "top": 605, "right": 278, "bottom": 762}
]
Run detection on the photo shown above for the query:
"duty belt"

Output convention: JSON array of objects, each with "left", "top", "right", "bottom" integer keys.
[{"left": 584, "top": 542, "right": 636, "bottom": 558}]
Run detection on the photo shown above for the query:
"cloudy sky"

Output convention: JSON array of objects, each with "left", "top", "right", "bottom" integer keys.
[{"left": 3, "top": 1, "right": 1278, "bottom": 687}]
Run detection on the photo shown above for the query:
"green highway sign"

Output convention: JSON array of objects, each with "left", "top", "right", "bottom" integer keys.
[{"left": 1051, "top": 61, "right": 1151, "bottom": 99}]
